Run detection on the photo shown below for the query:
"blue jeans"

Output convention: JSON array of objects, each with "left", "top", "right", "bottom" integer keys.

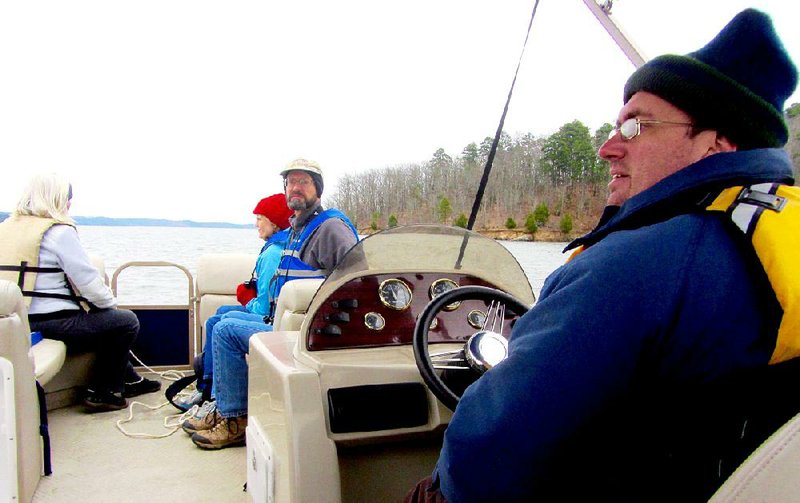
[
  {"left": 203, "top": 305, "right": 248, "bottom": 379},
  {"left": 212, "top": 317, "right": 272, "bottom": 418}
]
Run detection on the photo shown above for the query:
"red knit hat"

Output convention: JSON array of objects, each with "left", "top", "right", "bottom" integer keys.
[{"left": 253, "top": 193, "right": 293, "bottom": 230}]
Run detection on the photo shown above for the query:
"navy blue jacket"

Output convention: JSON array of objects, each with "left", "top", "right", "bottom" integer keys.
[{"left": 436, "top": 149, "right": 794, "bottom": 502}]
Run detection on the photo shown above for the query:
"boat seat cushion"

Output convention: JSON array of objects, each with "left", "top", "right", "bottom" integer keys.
[
  {"left": 273, "top": 278, "right": 323, "bottom": 332},
  {"left": 196, "top": 253, "right": 257, "bottom": 346},
  {"left": 196, "top": 254, "right": 256, "bottom": 296},
  {"left": 30, "top": 338, "right": 67, "bottom": 386},
  {"left": 709, "top": 410, "right": 800, "bottom": 502},
  {"left": 0, "top": 280, "right": 43, "bottom": 502}
]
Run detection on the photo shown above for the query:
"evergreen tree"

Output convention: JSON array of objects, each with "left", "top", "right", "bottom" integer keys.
[
  {"left": 437, "top": 196, "right": 453, "bottom": 224},
  {"left": 525, "top": 213, "right": 538, "bottom": 235},
  {"left": 461, "top": 142, "right": 479, "bottom": 165},
  {"left": 533, "top": 203, "right": 549, "bottom": 226},
  {"left": 541, "top": 120, "right": 598, "bottom": 185},
  {"left": 560, "top": 213, "right": 573, "bottom": 234}
]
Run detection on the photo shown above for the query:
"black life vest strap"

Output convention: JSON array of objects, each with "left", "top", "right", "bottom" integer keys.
[
  {"left": 0, "top": 264, "right": 65, "bottom": 273},
  {"left": 0, "top": 262, "right": 89, "bottom": 305},
  {"left": 23, "top": 291, "right": 90, "bottom": 303},
  {"left": 35, "top": 381, "right": 52, "bottom": 475}
]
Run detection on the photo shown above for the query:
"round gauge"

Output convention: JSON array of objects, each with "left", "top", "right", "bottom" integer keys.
[
  {"left": 429, "top": 278, "right": 461, "bottom": 311},
  {"left": 364, "top": 312, "right": 386, "bottom": 331},
  {"left": 378, "top": 278, "right": 412, "bottom": 310},
  {"left": 468, "top": 309, "right": 487, "bottom": 329}
]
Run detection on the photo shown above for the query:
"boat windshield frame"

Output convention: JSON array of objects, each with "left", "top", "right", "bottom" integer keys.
[{"left": 316, "top": 224, "right": 535, "bottom": 306}]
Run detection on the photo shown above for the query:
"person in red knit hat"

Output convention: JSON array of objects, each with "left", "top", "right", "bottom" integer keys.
[{"left": 173, "top": 193, "right": 292, "bottom": 410}]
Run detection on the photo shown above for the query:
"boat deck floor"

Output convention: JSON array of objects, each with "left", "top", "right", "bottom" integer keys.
[{"left": 33, "top": 373, "right": 248, "bottom": 502}]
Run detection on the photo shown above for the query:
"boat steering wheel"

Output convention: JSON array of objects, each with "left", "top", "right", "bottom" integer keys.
[{"left": 412, "top": 285, "right": 530, "bottom": 411}]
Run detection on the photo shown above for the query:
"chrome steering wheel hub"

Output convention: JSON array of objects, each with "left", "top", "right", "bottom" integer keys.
[{"left": 465, "top": 331, "right": 508, "bottom": 373}]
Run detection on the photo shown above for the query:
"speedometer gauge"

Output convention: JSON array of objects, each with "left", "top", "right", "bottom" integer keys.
[
  {"left": 429, "top": 278, "right": 460, "bottom": 311},
  {"left": 378, "top": 278, "right": 412, "bottom": 310}
]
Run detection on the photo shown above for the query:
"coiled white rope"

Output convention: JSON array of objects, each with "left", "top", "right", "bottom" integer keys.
[
  {"left": 115, "top": 400, "right": 197, "bottom": 439},
  {"left": 115, "top": 351, "right": 206, "bottom": 439}
]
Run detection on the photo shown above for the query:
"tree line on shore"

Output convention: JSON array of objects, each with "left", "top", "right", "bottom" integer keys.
[
  {"left": 329, "top": 119, "right": 612, "bottom": 238},
  {"left": 329, "top": 105, "right": 800, "bottom": 238}
]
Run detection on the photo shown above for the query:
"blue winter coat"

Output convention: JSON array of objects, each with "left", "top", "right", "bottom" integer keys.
[{"left": 436, "top": 149, "right": 794, "bottom": 502}]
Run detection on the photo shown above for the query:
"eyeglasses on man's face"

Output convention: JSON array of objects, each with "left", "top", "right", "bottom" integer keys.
[
  {"left": 285, "top": 176, "right": 313, "bottom": 189},
  {"left": 608, "top": 117, "right": 694, "bottom": 141}
]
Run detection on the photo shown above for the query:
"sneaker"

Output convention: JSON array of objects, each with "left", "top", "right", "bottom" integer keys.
[
  {"left": 181, "top": 401, "right": 219, "bottom": 435},
  {"left": 191, "top": 414, "right": 247, "bottom": 450},
  {"left": 83, "top": 389, "right": 128, "bottom": 412},
  {"left": 123, "top": 377, "right": 162, "bottom": 398},
  {"left": 174, "top": 389, "right": 205, "bottom": 410}
]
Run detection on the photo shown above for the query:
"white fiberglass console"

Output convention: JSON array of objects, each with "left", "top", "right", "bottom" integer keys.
[{"left": 247, "top": 225, "right": 535, "bottom": 503}]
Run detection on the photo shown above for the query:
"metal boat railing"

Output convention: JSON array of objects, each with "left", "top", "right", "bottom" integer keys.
[{"left": 111, "top": 261, "right": 196, "bottom": 370}]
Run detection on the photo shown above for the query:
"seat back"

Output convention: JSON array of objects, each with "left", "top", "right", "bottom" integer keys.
[
  {"left": 195, "top": 254, "right": 256, "bottom": 348},
  {"left": 0, "top": 280, "right": 43, "bottom": 503},
  {"left": 709, "top": 410, "right": 800, "bottom": 502},
  {"left": 273, "top": 278, "right": 323, "bottom": 332}
]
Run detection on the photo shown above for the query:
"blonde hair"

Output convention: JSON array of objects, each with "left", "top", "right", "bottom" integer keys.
[{"left": 14, "top": 173, "right": 75, "bottom": 224}]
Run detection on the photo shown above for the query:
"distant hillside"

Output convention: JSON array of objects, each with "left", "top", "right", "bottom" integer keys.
[{"left": 0, "top": 212, "right": 249, "bottom": 229}]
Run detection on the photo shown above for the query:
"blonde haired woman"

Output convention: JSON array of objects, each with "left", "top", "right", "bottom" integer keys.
[{"left": 0, "top": 173, "right": 160, "bottom": 411}]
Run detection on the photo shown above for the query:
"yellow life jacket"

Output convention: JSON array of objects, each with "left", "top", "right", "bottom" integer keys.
[
  {"left": 706, "top": 183, "right": 800, "bottom": 365},
  {"left": 0, "top": 215, "right": 82, "bottom": 308}
]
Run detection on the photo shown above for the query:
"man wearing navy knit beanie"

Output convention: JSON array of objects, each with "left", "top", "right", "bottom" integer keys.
[{"left": 409, "top": 9, "right": 798, "bottom": 503}]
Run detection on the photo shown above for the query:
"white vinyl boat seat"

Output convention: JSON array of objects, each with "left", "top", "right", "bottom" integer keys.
[
  {"left": 709, "top": 410, "right": 800, "bottom": 502},
  {"left": 272, "top": 278, "right": 324, "bottom": 332},
  {"left": 195, "top": 254, "right": 322, "bottom": 340},
  {"left": 196, "top": 253, "right": 258, "bottom": 347},
  {"left": 0, "top": 255, "right": 110, "bottom": 500},
  {"left": 0, "top": 279, "right": 48, "bottom": 503}
]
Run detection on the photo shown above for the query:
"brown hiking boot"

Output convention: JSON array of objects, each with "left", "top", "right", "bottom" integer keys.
[
  {"left": 191, "top": 414, "right": 247, "bottom": 450},
  {"left": 181, "top": 402, "right": 219, "bottom": 435}
]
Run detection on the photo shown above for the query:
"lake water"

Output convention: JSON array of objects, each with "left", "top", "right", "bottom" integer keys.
[{"left": 77, "top": 226, "right": 571, "bottom": 305}]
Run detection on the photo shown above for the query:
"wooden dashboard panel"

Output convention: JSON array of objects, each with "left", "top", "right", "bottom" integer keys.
[{"left": 307, "top": 273, "right": 518, "bottom": 351}]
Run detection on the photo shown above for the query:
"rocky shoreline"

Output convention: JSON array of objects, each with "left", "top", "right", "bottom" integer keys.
[
  {"left": 477, "top": 228, "right": 572, "bottom": 242},
  {"left": 359, "top": 227, "right": 574, "bottom": 243}
]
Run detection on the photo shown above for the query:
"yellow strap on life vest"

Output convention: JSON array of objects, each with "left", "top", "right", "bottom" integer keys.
[{"left": 708, "top": 183, "right": 800, "bottom": 364}]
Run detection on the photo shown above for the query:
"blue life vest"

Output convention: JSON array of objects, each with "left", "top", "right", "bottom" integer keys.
[{"left": 268, "top": 209, "right": 358, "bottom": 313}]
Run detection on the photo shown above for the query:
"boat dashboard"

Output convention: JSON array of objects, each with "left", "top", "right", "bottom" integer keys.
[{"left": 304, "top": 224, "right": 536, "bottom": 351}]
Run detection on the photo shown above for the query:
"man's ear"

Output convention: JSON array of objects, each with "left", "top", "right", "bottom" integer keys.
[
  {"left": 710, "top": 133, "right": 738, "bottom": 154},
  {"left": 698, "top": 131, "right": 737, "bottom": 160}
]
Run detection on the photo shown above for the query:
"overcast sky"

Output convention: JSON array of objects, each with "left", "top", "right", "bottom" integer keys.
[{"left": 1, "top": 1, "right": 798, "bottom": 224}]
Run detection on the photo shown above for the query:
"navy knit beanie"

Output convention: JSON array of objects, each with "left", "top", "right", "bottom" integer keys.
[{"left": 624, "top": 9, "right": 797, "bottom": 149}]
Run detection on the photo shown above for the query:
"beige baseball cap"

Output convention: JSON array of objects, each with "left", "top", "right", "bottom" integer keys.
[{"left": 279, "top": 158, "right": 323, "bottom": 178}]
